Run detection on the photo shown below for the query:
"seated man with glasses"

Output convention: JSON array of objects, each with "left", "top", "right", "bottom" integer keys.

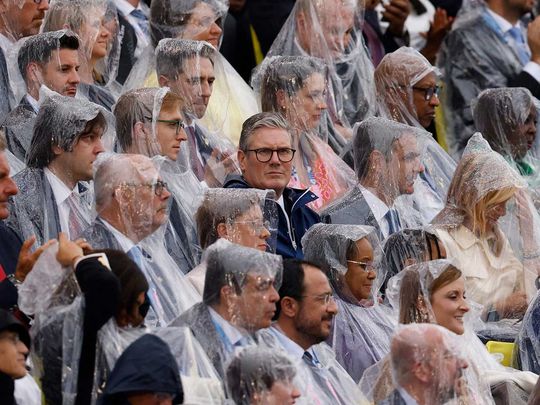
[
  {"left": 114, "top": 87, "right": 203, "bottom": 274},
  {"left": 259, "top": 258, "right": 365, "bottom": 404},
  {"left": 224, "top": 112, "right": 320, "bottom": 259},
  {"left": 82, "top": 153, "right": 201, "bottom": 326}
]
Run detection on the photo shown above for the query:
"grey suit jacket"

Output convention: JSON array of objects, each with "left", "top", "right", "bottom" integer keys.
[
  {"left": 2, "top": 96, "right": 37, "bottom": 162},
  {"left": 81, "top": 217, "right": 122, "bottom": 251},
  {"left": 7, "top": 168, "right": 61, "bottom": 244},
  {"left": 319, "top": 185, "right": 380, "bottom": 232},
  {"left": 171, "top": 302, "right": 228, "bottom": 379}
]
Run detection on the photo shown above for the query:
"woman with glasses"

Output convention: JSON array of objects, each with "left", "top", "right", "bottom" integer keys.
[
  {"left": 302, "top": 223, "right": 394, "bottom": 383},
  {"left": 253, "top": 55, "right": 356, "bottom": 210},
  {"left": 187, "top": 188, "right": 277, "bottom": 295}
]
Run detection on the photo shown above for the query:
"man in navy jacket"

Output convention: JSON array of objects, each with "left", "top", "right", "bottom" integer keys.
[{"left": 224, "top": 112, "right": 320, "bottom": 258}]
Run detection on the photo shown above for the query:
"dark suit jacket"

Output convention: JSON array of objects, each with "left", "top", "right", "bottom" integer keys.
[
  {"left": 81, "top": 217, "right": 122, "bottom": 251},
  {"left": 116, "top": 11, "right": 138, "bottom": 85},
  {"left": 170, "top": 302, "right": 228, "bottom": 379},
  {"left": 509, "top": 70, "right": 540, "bottom": 99},
  {"left": 7, "top": 168, "right": 62, "bottom": 245},
  {"left": 363, "top": 9, "right": 406, "bottom": 58},
  {"left": 166, "top": 198, "right": 199, "bottom": 274},
  {"left": 320, "top": 185, "right": 380, "bottom": 233},
  {"left": 0, "top": 221, "right": 23, "bottom": 312},
  {"left": 0, "top": 48, "right": 12, "bottom": 122},
  {"left": 2, "top": 95, "right": 37, "bottom": 161}
]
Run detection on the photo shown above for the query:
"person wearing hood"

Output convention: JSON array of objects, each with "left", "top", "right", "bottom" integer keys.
[
  {"left": 224, "top": 112, "right": 320, "bottom": 259},
  {"left": 0, "top": 308, "right": 31, "bottom": 405},
  {"left": 98, "top": 334, "right": 183, "bottom": 405}
]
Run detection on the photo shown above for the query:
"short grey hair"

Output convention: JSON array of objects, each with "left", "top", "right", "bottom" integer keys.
[{"left": 239, "top": 112, "right": 292, "bottom": 151}]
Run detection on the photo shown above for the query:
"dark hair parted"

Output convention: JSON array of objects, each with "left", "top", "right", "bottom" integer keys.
[{"left": 155, "top": 38, "right": 215, "bottom": 79}]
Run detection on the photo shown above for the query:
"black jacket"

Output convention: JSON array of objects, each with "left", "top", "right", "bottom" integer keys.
[
  {"left": 223, "top": 174, "right": 320, "bottom": 258},
  {"left": 0, "top": 221, "right": 23, "bottom": 313}
]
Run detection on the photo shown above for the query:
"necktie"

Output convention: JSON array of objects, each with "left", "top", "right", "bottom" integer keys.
[
  {"left": 507, "top": 26, "right": 531, "bottom": 66},
  {"left": 384, "top": 208, "right": 402, "bottom": 236},
  {"left": 128, "top": 246, "right": 166, "bottom": 325},
  {"left": 130, "top": 9, "right": 150, "bottom": 38},
  {"left": 303, "top": 351, "right": 341, "bottom": 403},
  {"left": 66, "top": 192, "right": 89, "bottom": 239},
  {"left": 186, "top": 126, "right": 206, "bottom": 181}
]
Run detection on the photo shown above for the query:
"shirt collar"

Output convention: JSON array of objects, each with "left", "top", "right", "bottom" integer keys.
[
  {"left": 100, "top": 217, "right": 137, "bottom": 252},
  {"left": 25, "top": 93, "right": 39, "bottom": 113},
  {"left": 486, "top": 8, "right": 521, "bottom": 34},
  {"left": 452, "top": 224, "right": 481, "bottom": 250},
  {"left": 114, "top": 0, "right": 147, "bottom": 17},
  {"left": 44, "top": 167, "right": 78, "bottom": 205},
  {"left": 358, "top": 184, "right": 389, "bottom": 223},
  {"left": 208, "top": 306, "right": 246, "bottom": 346},
  {"left": 269, "top": 325, "right": 306, "bottom": 361},
  {"left": 0, "top": 33, "right": 13, "bottom": 52}
]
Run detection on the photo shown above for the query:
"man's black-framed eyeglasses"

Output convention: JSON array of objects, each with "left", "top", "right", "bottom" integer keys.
[
  {"left": 246, "top": 148, "right": 296, "bottom": 163},
  {"left": 156, "top": 119, "right": 186, "bottom": 135},
  {"left": 412, "top": 85, "right": 440, "bottom": 102},
  {"left": 120, "top": 180, "right": 169, "bottom": 196}
]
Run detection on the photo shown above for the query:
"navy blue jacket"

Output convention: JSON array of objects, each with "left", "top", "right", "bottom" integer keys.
[
  {"left": 98, "top": 334, "right": 183, "bottom": 405},
  {"left": 0, "top": 221, "right": 23, "bottom": 312},
  {"left": 223, "top": 174, "right": 320, "bottom": 259}
]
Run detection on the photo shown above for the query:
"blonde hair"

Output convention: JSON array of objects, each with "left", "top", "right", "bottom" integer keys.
[{"left": 470, "top": 187, "right": 516, "bottom": 237}]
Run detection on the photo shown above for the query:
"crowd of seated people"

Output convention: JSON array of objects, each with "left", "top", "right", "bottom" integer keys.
[{"left": 2, "top": 0, "right": 540, "bottom": 404}]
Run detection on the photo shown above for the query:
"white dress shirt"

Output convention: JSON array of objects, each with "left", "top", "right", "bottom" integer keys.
[
  {"left": 44, "top": 168, "right": 80, "bottom": 238},
  {"left": 208, "top": 306, "right": 248, "bottom": 348},
  {"left": 358, "top": 184, "right": 392, "bottom": 238},
  {"left": 25, "top": 93, "right": 39, "bottom": 113},
  {"left": 100, "top": 218, "right": 137, "bottom": 253}
]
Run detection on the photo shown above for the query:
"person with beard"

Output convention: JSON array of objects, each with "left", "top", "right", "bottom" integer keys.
[
  {"left": 380, "top": 324, "right": 469, "bottom": 405},
  {"left": 266, "top": 258, "right": 366, "bottom": 404}
]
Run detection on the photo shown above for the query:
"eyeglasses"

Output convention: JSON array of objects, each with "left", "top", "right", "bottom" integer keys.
[
  {"left": 145, "top": 116, "right": 186, "bottom": 135},
  {"left": 235, "top": 219, "right": 271, "bottom": 234},
  {"left": 246, "top": 148, "right": 296, "bottom": 163},
  {"left": 300, "top": 292, "right": 335, "bottom": 306},
  {"left": 32, "top": 0, "right": 48, "bottom": 3},
  {"left": 412, "top": 85, "right": 440, "bottom": 102},
  {"left": 156, "top": 119, "right": 186, "bottom": 135},
  {"left": 120, "top": 180, "right": 169, "bottom": 196},
  {"left": 347, "top": 260, "right": 376, "bottom": 273}
]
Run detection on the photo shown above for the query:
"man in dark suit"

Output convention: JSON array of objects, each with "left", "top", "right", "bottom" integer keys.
[
  {"left": 440, "top": 0, "right": 540, "bottom": 156},
  {"left": 156, "top": 39, "right": 235, "bottom": 185},
  {"left": 171, "top": 239, "right": 281, "bottom": 379},
  {"left": 2, "top": 30, "right": 81, "bottom": 161},
  {"left": 0, "top": 0, "right": 50, "bottom": 121},
  {"left": 321, "top": 117, "right": 425, "bottom": 239},
  {"left": 380, "top": 324, "right": 469, "bottom": 405},
  {"left": 7, "top": 93, "right": 106, "bottom": 245},
  {"left": 224, "top": 112, "right": 320, "bottom": 259},
  {"left": 82, "top": 153, "right": 200, "bottom": 326}
]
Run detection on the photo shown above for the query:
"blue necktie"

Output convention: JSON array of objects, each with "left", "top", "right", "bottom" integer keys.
[
  {"left": 384, "top": 209, "right": 402, "bottom": 236},
  {"left": 130, "top": 9, "right": 150, "bottom": 37},
  {"left": 508, "top": 26, "right": 531, "bottom": 66}
]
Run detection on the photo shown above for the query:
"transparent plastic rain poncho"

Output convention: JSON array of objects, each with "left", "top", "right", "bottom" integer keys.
[
  {"left": 252, "top": 55, "right": 356, "bottom": 210},
  {"left": 1, "top": 30, "right": 81, "bottom": 162},
  {"left": 437, "top": 2, "right": 525, "bottom": 158},
  {"left": 301, "top": 223, "right": 395, "bottom": 383},
  {"left": 380, "top": 227, "right": 448, "bottom": 297},
  {"left": 18, "top": 244, "right": 223, "bottom": 405},
  {"left": 320, "top": 116, "right": 431, "bottom": 233},
  {"left": 361, "top": 323, "right": 496, "bottom": 405},
  {"left": 431, "top": 134, "right": 540, "bottom": 318},
  {"left": 225, "top": 345, "right": 299, "bottom": 405},
  {"left": 378, "top": 260, "right": 538, "bottom": 403},
  {"left": 113, "top": 86, "right": 205, "bottom": 271},
  {"left": 6, "top": 91, "right": 115, "bottom": 245},
  {"left": 154, "top": 39, "right": 240, "bottom": 185},
  {"left": 84, "top": 153, "right": 201, "bottom": 326},
  {"left": 516, "top": 290, "right": 540, "bottom": 375},
  {"left": 42, "top": 0, "right": 121, "bottom": 109},
  {"left": 187, "top": 188, "right": 279, "bottom": 295},
  {"left": 125, "top": 0, "right": 259, "bottom": 145},
  {"left": 374, "top": 46, "right": 457, "bottom": 222},
  {"left": 472, "top": 87, "right": 540, "bottom": 200},
  {"left": 264, "top": 0, "right": 377, "bottom": 149}
]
